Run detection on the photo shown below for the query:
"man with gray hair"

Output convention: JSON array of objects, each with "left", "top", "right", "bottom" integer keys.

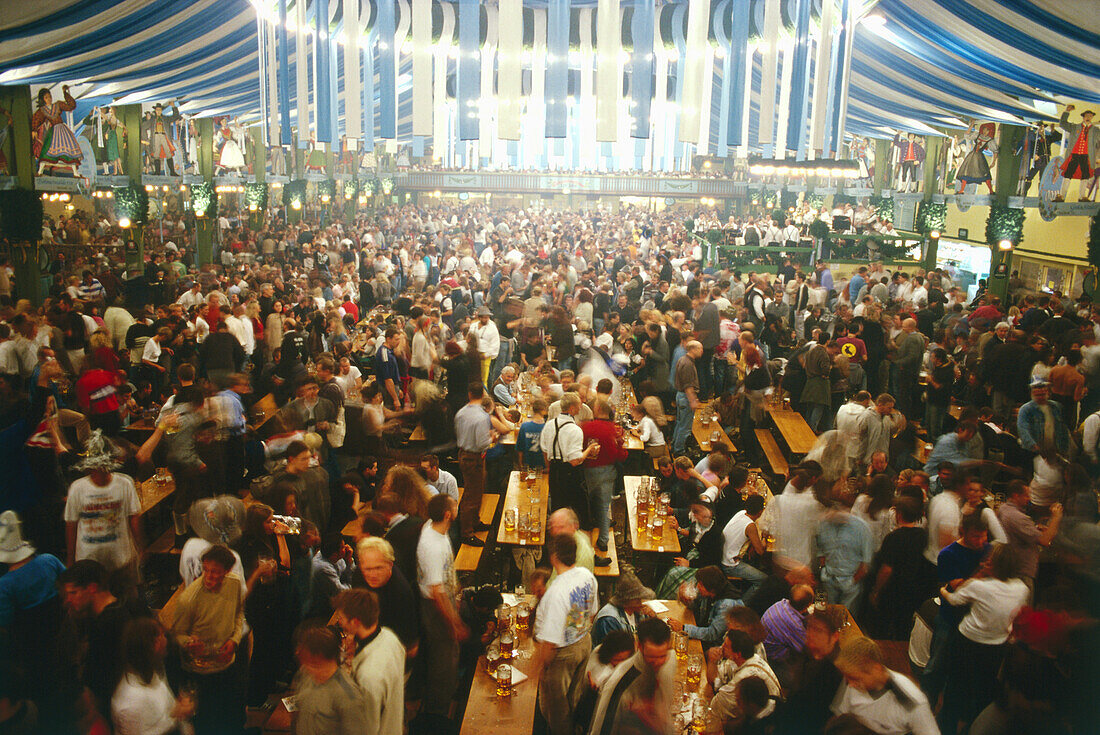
[
  {"left": 492, "top": 365, "right": 517, "bottom": 406},
  {"left": 541, "top": 392, "right": 600, "bottom": 525}
]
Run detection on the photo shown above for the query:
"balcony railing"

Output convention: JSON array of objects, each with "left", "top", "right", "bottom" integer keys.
[{"left": 393, "top": 171, "right": 748, "bottom": 198}]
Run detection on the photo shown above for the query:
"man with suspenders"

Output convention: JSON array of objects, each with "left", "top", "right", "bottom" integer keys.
[{"left": 540, "top": 392, "right": 600, "bottom": 529}]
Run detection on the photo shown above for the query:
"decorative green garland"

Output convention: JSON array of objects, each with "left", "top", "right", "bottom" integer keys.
[
  {"left": 244, "top": 182, "right": 268, "bottom": 210},
  {"left": 779, "top": 189, "right": 799, "bottom": 212},
  {"left": 114, "top": 184, "right": 150, "bottom": 225},
  {"left": 832, "top": 194, "right": 857, "bottom": 207},
  {"left": 381, "top": 177, "right": 394, "bottom": 195},
  {"left": 190, "top": 181, "right": 216, "bottom": 218},
  {"left": 282, "top": 179, "right": 307, "bottom": 209},
  {"left": 363, "top": 179, "right": 378, "bottom": 196},
  {"left": 985, "top": 204, "right": 1025, "bottom": 246},
  {"left": 317, "top": 179, "right": 336, "bottom": 202},
  {"left": 0, "top": 188, "right": 43, "bottom": 242},
  {"left": 914, "top": 200, "right": 947, "bottom": 235},
  {"left": 869, "top": 195, "right": 894, "bottom": 224},
  {"left": 343, "top": 178, "right": 360, "bottom": 200},
  {"left": 804, "top": 193, "right": 826, "bottom": 210}
]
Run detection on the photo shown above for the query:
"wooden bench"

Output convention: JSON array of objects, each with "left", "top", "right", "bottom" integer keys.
[
  {"left": 455, "top": 492, "right": 500, "bottom": 572},
  {"left": 145, "top": 526, "right": 178, "bottom": 556},
  {"left": 592, "top": 529, "right": 619, "bottom": 577},
  {"left": 755, "top": 429, "right": 789, "bottom": 478}
]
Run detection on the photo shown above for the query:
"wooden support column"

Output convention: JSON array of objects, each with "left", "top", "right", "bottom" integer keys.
[
  {"left": 988, "top": 124, "right": 1024, "bottom": 300},
  {"left": 3, "top": 85, "right": 41, "bottom": 304},
  {"left": 196, "top": 118, "right": 215, "bottom": 266}
]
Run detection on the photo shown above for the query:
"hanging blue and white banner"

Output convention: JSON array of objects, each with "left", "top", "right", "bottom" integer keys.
[
  {"left": 344, "top": 0, "right": 362, "bottom": 140},
  {"left": 810, "top": 0, "right": 835, "bottom": 152},
  {"left": 434, "top": 2, "right": 455, "bottom": 150},
  {"left": 295, "top": 0, "right": 310, "bottom": 145},
  {"left": 497, "top": 0, "right": 523, "bottom": 140},
  {"left": 595, "top": 0, "right": 619, "bottom": 142},
  {"left": 678, "top": 0, "right": 710, "bottom": 145},
  {"left": 378, "top": 0, "right": 397, "bottom": 139},
  {"left": 457, "top": 0, "right": 480, "bottom": 141},
  {"left": 629, "top": 0, "right": 654, "bottom": 139},
  {"left": 785, "top": 0, "right": 812, "bottom": 155},
  {"left": 725, "top": 0, "right": 749, "bottom": 148},
  {"left": 758, "top": 0, "right": 780, "bottom": 146},
  {"left": 545, "top": 0, "right": 569, "bottom": 138},
  {"left": 362, "top": 2, "right": 376, "bottom": 150},
  {"left": 277, "top": 0, "right": 292, "bottom": 145},
  {"left": 829, "top": 0, "right": 854, "bottom": 156},
  {"left": 314, "top": 0, "right": 333, "bottom": 143}
]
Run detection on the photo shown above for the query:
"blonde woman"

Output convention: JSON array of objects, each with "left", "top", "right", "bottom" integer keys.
[{"left": 631, "top": 396, "right": 668, "bottom": 459}]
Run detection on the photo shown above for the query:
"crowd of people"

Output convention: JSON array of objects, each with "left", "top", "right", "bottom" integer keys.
[{"left": 0, "top": 197, "right": 1095, "bottom": 735}]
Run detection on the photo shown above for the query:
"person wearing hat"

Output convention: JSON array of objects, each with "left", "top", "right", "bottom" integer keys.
[
  {"left": 470, "top": 305, "right": 500, "bottom": 386},
  {"left": 179, "top": 496, "right": 247, "bottom": 587},
  {"left": 592, "top": 568, "right": 655, "bottom": 645},
  {"left": 63, "top": 431, "right": 142, "bottom": 571},
  {"left": 1016, "top": 377, "right": 1069, "bottom": 458},
  {"left": 1058, "top": 105, "right": 1099, "bottom": 202}
]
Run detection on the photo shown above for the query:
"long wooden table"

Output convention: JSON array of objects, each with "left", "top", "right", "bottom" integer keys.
[
  {"left": 624, "top": 475, "right": 681, "bottom": 553},
  {"left": 763, "top": 403, "right": 818, "bottom": 455},
  {"left": 497, "top": 470, "right": 549, "bottom": 547},
  {"left": 138, "top": 472, "right": 176, "bottom": 515},
  {"left": 692, "top": 408, "right": 734, "bottom": 453}
]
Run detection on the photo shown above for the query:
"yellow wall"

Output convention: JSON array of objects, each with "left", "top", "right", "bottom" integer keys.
[{"left": 944, "top": 205, "right": 1092, "bottom": 263}]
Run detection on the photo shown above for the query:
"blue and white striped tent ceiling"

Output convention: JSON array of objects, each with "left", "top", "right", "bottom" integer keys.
[{"left": 1, "top": 0, "right": 1098, "bottom": 144}]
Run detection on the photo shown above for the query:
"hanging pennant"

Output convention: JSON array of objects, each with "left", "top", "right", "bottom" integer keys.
[
  {"left": 344, "top": 0, "right": 362, "bottom": 141},
  {"left": 378, "top": 0, "right": 397, "bottom": 139},
  {"left": 629, "top": 0, "right": 654, "bottom": 139},
  {"left": 725, "top": 0, "right": 750, "bottom": 148},
  {"left": 579, "top": 8, "right": 596, "bottom": 164},
  {"left": 277, "top": 0, "right": 292, "bottom": 145},
  {"left": 362, "top": 1, "right": 375, "bottom": 150},
  {"left": 595, "top": 0, "right": 619, "bottom": 142},
  {"left": 497, "top": 0, "right": 522, "bottom": 141},
  {"left": 434, "top": 2, "right": 455, "bottom": 153},
  {"left": 810, "top": 0, "right": 835, "bottom": 153},
  {"left": 678, "top": 0, "right": 710, "bottom": 146},
  {"left": 785, "top": 0, "right": 812, "bottom": 155},
  {"left": 314, "top": 0, "right": 333, "bottom": 143},
  {"left": 529, "top": 7, "right": 548, "bottom": 165},
  {"left": 829, "top": 0, "right": 855, "bottom": 157},
  {"left": 295, "top": 0, "right": 310, "bottom": 144},
  {"left": 479, "top": 4, "right": 498, "bottom": 160},
  {"left": 758, "top": 0, "right": 780, "bottom": 147},
  {"left": 457, "top": 0, "right": 479, "bottom": 141},
  {"left": 545, "top": 0, "right": 569, "bottom": 138}
]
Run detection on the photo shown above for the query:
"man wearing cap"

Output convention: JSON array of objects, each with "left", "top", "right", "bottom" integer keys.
[
  {"left": 1017, "top": 378, "right": 1069, "bottom": 457},
  {"left": 470, "top": 306, "right": 499, "bottom": 386},
  {"left": 1058, "top": 105, "right": 1099, "bottom": 202},
  {"left": 592, "top": 569, "right": 654, "bottom": 645}
]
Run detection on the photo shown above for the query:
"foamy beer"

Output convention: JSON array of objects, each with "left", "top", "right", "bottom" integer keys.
[
  {"left": 516, "top": 602, "right": 531, "bottom": 630},
  {"left": 686, "top": 654, "right": 703, "bottom": 688},
  {"left": 651, "top": 517, "right": 664, "bottom": 543},
  {"left": 500, "top": 631, "right": 514, "bottom": 660},
  {"left": 486, "top": 643, "right": 501, "bottom": 674},
  {"left": 496, "top": 663, "right": 513, "bottom": 697},
  {"left": 504, "top": 508, "right": 517, "bottom": 533},
  {"left": 675, "top": 631, "right": 688, "bottom": 662}
]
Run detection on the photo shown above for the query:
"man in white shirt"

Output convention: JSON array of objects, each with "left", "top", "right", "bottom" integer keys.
[
  {"left": 541, "top": 392, "right": 600, "bottom": 528},
  {"left": 420, "top": 454, "right": 459, "bottom": 502},
  {"left": 836, "top": 391, "right": 873, "bottom": 465},
  {"left": 832, "top": 637, "right": 938, "bottom": 735},
  {"left": 225, "top": 304, "right": 254, "bottom": 359},
  {"left": 925, "top": 477, "right": 963, "bottom": 564},
  {"left": 470, "top": 306, "right": 500, "bottom": 385},
  {"left": 176, "top": 282, "right": 204, "bottom": 309},
  {"left": 64, "top": 450, "right": 141, "bottom": 571},
  {"left": 415, "top": 494, "right": 465, "bottom": 724},
  {"left": 710, "top": 630, "right": 782, "bottom": 722},
  {"left": 533, "top": 532, "right": 598, "bottom": 735}
]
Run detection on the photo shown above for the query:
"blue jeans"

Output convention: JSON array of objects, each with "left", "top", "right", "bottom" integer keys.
[
  {"left": 721, "top": 560, "right": 767, "bottom": 598},
  {"left": 490, "top": 339, "right": 513, "bottom": 386},
  {"left": 584, "top": 464, "right": 617, "bottom": 549},
  {"left": 803, "top": 402, "right": 830, "bottom": 433},
  {"left": 673, "top": 392, "right": 693, "bottom": 453},
  {"left": 921, "top": 614, "right": 956, "bottom": 704}
]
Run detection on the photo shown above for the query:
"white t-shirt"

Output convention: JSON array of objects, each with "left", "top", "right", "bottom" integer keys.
[
  {"left": 111, "top": 672, "right": 179, "bottom": 735},
  {"left": 64, "top": 473, "right": 141, "bottom": 569},
  {"left": 335, "top": 366, "right": 362, "bottom": 398},
  {"left": 534, "top": 565, "right": 598, "bottom": 648},
  {"left": 830, "top": 671, "right": 938, "bottom": 735},
  {"left": 142, "top": 338, "right": 162, "bottom": 364},
  {"left": 721, "top": 510, "right": 755, "bottom": 567},
  {"left": 416, "top": 524, "right": 457, "bottom": 600},
  {"left": 636, "top": 416, "right": 665, "bottom": 447},
  {"left": 943, "top": 577, "right": 1029, "bottom": 645},
  {"left": 925, "top": 492, "right": 962, "bottom": 563},
  {"left": 540, "top": 415, "right": 584, "bottom": 463}
]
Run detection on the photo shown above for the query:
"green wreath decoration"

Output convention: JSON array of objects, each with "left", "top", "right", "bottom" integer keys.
[
  {"left": 190, "top": 182, "right": 216, "bottom": 219},
  {"left": 115, "top": 184, "right": 150, "bottom": 225},
  {"left": 985, "top": 205, "right": 1025, "bottom": 247}
]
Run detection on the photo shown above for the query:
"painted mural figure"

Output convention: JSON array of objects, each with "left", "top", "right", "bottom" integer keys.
[
  {"left": 1058, "top": 105, "right": 1099, "bottom": 202},
  {"left": 892, "top": 132, "right": 924, "bottom": 193},
  {"left": 1016, "top": 122, "right": 1060, "bottom": 196},
  {"left": 186, "top": 118, "right": 201, "bottom": 174},
  {"left": 140, "top": 111, "right": 155, "bottom": 172},
  {"left": 954, "top": 121, "right": 998, "bottom": 195},
  {"left": 149, "top": 102, "right": 181, "bottom": 176},
  {"left": 32, "top": 85, "right": 83, "bottom": 177},
  {"left": 215, "top": 117, "right": 247, "bottom": 175},
  {"left": 268, "top": 145, "right": 287, "bottom": 177},
  {"left": 103, "top": 108, "right": 126, "bottom": 176}
]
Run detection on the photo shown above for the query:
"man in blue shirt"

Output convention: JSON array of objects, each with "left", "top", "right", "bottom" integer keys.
[
  {"left": 374, "top": 327, "right": 403, "bottom": 410},
  {"left": 848, "top": 266, "right": 868, "bottom": 303},
  {"left": 517, "top": 398, "right": 547, "bottom": 469},
  {"left": 923, "top": 421, "right": 980, "bottom": 477},
  {"left": 920, "top": 513, "right": 990, "bottom": 705}
]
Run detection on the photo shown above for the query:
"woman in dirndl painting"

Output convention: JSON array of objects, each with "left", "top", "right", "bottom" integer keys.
[
  {"left": 32, "top": 85, "right": 83, "bottom": 177},
  {"left": 954, "top": 122, "right": 999, "bottom": 195}
]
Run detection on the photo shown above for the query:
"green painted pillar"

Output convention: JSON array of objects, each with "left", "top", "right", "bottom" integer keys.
[
  {"left": 251, "top": 126, "right": 265, "bottom": 183},
  {"left": 3, "top": 85, "right": 41, "bottom": 304},
  {"left": 116, "top": 105, "right": 144, "bottom": 273},
  {"left": 922, "top": 136, "right": 942, "bottom": 197},
  {"left": 196, "top": 118, "right": 215, "bottom": 266},
  {"left": 292, "top": 134, "right": 303, "bottom": 178},
  {"left": 873, "top": 138, "right": 890, "bottom": 196},
  {"left": 988, "top": 124, "right": 1024, "bottom": 300}
]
